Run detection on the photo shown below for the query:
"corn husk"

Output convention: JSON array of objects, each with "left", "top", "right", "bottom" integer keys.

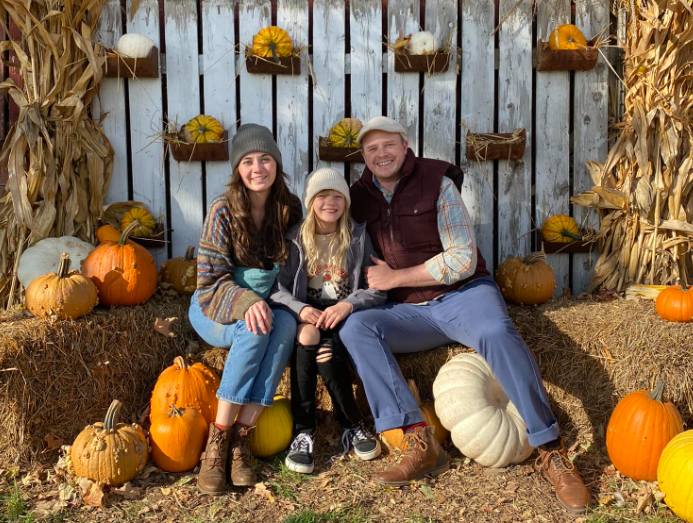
[
  {"left": 572, "top": 0, "right": 693, "bottom": 292},
  {"left": 0, "top": 0, "right": 113, "bottom": 308},
  {"left": 624, "top": 284, "right": 667, "bottom": 300}
]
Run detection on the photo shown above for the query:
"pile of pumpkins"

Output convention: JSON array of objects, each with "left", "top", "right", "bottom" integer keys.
[
  {"left": 71, "top": 355, "right": 294, "bottom": 486},
  {"left": 19, "top": 206, "right": 198, "bottom": 321}
]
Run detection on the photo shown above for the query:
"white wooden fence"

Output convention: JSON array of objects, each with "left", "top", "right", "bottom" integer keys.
[{"left": 96, "top": 0, "right": 610, "bottom": 294}]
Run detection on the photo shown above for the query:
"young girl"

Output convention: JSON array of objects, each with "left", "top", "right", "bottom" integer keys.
[
  {"left": 269, "top": 168, "right": 386, "bottom": 473},
  {"left": 189, "top": 124, "right": 302, "bottom": 494}
]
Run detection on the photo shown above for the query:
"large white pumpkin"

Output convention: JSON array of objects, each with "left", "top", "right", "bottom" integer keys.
[
  {"left": 433, "top": 353, "right": 533, "bottom": 468},
  {"left": 18, "top": 236, "right": 94, "bottom": 289}
]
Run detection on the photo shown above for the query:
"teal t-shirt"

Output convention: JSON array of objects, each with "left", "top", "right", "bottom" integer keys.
[{"left": 234, "top": 264, "right": 280, "bottom": 299}]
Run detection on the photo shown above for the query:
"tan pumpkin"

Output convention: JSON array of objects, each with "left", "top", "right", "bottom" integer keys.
[
  {"left": 495, "top": 252, "right": 555, "bottom": 305},
  {"left": 71, "top": 400, "right": 148, "bottom": 486},
  {"left": 120, "top": 207, "right": 156, "bottom": 237},
  {"left": 548, "top": 24, "right": 588, "bottom": 51},
  {"left": 252, "top": 26, "right": 293, "bottom": 61},
  {"left": 382, "top": 380, "right": 448, "bottom": 449},
  {"left": 160, "top": 246, "right": 197, "bottom": 295},
  {"left": 25, "top": 252, "right": 98, "bottom": 320},
  {"left": 150, "top": 404, "right": 208, "bottom": 472},
  {"left": 184, "top": 115, "right": 224, "bottom": 144},
  {"left": 81, "top": 221, "right": 158, "bottom": 306},
  {"left": 150, "top": 356, "right": 220, "bottom": 425},
  {"left": 329, "top": 118, "right": 363, "bottom": 148}
]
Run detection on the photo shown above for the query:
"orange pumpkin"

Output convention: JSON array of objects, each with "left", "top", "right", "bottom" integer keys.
[
  {"left": 656, "top": 285, "right": 693, "bottom": 322},
  {"left": 150, "top": 404, "right": 208, "bottom": 472},
  {"left": 96, "top": 224, "right": 122, "bottom": 244},
  {"left": 548, "top": 24, "right": 588, "bottom": 51},
  {"left": 150, "top": 356, "right": 220, "bottom": 425},
  {"left": 159, "top": 246, "right": 197, "bottom": 295},
  {"left": 81, "top": 221, "right": 158, "bottom": 306},
  {"left": 495, "top": 252, "right": 555, "bottom": 306},
  {"left": 606, "top": 381, "right": 683, "bottom": 481},
  {"left": 382, "top": 380, "right": 448, "bottom": 449}
]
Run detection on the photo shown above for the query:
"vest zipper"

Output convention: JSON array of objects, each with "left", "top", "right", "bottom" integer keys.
[{"left": 386, "top": 207, "right": 393, "bottom": 241}]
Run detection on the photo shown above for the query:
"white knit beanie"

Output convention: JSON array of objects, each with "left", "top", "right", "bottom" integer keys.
[{"left": 303, "top": 168, "right": 351, "bottom": 209}]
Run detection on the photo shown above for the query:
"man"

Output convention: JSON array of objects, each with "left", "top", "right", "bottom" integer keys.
[{"left": 340, "top": 116, "right": 590, "bottom": 513}]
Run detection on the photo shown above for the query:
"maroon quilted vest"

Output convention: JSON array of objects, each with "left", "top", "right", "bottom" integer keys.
[{"left": 350, "top": 149, "right": 489, "bottom": 303}]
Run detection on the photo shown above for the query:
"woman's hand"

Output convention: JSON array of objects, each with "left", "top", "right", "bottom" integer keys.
[
  {"left": 315, "top": 302, "right": 353, "bottom": 330},
  {"left": 299, "top": 306, "right": 322, "bottom": 325},
  {"left": 245, "top": 300, "right": 273, "bottom": 335}
]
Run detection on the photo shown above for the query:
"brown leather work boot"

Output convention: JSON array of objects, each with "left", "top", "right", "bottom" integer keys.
[
  {"left": 198, "top": 423, "right": 231, "bottom": 495},
  {"left": 229, "top": 425, "right": 257, "bottom": 487},
  {"left": 375, "top": 426, "right": 449, "bottom": 486},
  {"left": 536, "top": 441, "right": 590, "bottom": 513}
]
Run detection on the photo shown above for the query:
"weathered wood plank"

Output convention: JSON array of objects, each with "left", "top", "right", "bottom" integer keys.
[
  {"left": 386, "top": 0, "right": 419, "bottom": 153},
  {"left": 536, "top": 0, "right": 570, "bottom": 294},
  {"left": 349, "top": 0, "right": 382, "bottom": 184},
  {"left": 423, "top": 0, "right": 457, "bottom": 164},
  {"left": 164, "top": 0, "right": 203, "bottom": 257},
  {"left": 574, "top": 0, "right": 609, "bottom": 294},
  {"left": 276, "top": 0, "right": 309, "bottom": 197},
  {"left": 497, "top": 0, "right": 532, "bottom": 263},
  {"left": 238, "top": 0, "right": 272, "bottom": 127},
  {"left": 96, "top": 0, "right": 128, "bottom": 206},
  {"left": 201, "top": 0, "right": 236, "bottom": 205},
  {"left": 127, "top": 0, "right": 166, "bottom": 263},
  {"left": 313, "top": 0, "right": 346, "bottom": 176},
  {"left": 459, "top": 0, "right": 494, "bottom": 269}
]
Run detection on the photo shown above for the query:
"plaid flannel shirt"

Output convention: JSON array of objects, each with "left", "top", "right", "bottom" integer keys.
[{"left": 374, "top": 176, "right": 477, "bottom": 285}]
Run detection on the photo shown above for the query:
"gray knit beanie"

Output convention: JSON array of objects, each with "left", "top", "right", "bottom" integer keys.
[
  {"left": 303, "top": 168, "right": 351, "bottom": 209},
  {"left": 231, "top": 124, "right": 283, "bottom": 173}
]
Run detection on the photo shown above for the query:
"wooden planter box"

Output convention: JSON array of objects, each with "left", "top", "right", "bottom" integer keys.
[
  {"left": 170, "top": 130, "right": 229, "bottom": 162},
  {"left": 246, "top": 55, "right": 301, "bottom": 75},
  {"left": 537, "top": 231, "right": 595, "bottom": 254},
  {"left": 394, "top": 52, "right": 450, "bottom": 73},
  {"left": 130, "top": 223, "right": 169, "bottom": 249},
  {"left": 536, "top": 38, "right": 598, "bottom": 72},
  {"left": 466, "top": 129, "right": 526, "bottom": 161},
  {"left": 318, "top": 137, "right": 364, "bottom": 163},
  {"left": 104, "top": 47, "right": 159, "bottom": 78}
]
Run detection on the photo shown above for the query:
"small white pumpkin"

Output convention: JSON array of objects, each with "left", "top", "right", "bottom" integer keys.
[
  {"left": 116, "top": 33, "right": 155, "bottom": 59},
  {"left": 18, "top": 236, "right": 95, "bottom": 289},
  {"left": 406, "top": 31, "right": 440, "bottom": 55},
  {"left": 433, "top": 353, "right": 534, "bottom": 468}
]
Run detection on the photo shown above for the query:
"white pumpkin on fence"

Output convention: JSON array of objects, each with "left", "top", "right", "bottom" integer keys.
[
  {"left": 433, "top": 352, "right": 534, "bottom": 468},
  {"left": 116, "top": 33, "right": 155, "bottom": 58},
  {"left": 18, "top": 236, "right": 95, "bottom": 290},
  {"left": 406, "top": 31, "right": 440, "bottom": 55}
]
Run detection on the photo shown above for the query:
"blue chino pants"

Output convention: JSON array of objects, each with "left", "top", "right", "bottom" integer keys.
[
  {"left": 189, "top": 292, "right": 296, "bottom": 407},
  {"left": 339, "top": 276, "right": 559, "bottom": 447}
]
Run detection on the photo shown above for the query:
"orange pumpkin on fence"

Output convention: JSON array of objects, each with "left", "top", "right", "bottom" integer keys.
[{"left": 548, "top": 24, "right": 588, "bottom": 51}]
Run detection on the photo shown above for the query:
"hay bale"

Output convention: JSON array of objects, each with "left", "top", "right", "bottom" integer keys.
[{"left": 0, "top": 294, "right": 194, "bottom": 464}]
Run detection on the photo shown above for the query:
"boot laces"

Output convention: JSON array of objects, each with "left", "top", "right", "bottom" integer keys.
[
  {"left": 232, "top": 427, "right": 254, "bottom": 466},
  {"left": 205, "top": 428, "right": 227, "bottom": 467},
  {"left": 536, "top": 448, "right": 575, "bottom": 478},
  {"left": 401, "top": 431, "right": 428, "bottom": 458}
]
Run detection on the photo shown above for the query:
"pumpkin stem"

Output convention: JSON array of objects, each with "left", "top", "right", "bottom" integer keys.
[
  {"left": 57, "top": 252, "right": 72, "bottom": 279},
  {"left": 185, "top": 246, "right": 195, "bottom": 261},
  {"left": 173, "top": 356, "right": 189, "bottom": 370},
  {"left": 523, "top": 251, "right": 547, "bottom": 265},
  {"left": 561, "top": 228, "right": 583, "bottom": 241},
  {"left": 269, "top": 41, "right": 279, "bottom": 63},
  {"left": 104, "top": 399, "right": 123, "bottom": 430},
  {"left": 168, "top": 404, "right": 184, "bottom": 417},
  {"left": 119, "top": 220, "right": 140, "bottom": 245},
  {"left": 648, "top": 380, "right": 666, "bottom": 402}
]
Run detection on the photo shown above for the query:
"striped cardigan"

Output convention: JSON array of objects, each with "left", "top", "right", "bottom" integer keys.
[{"left": 196, "top": 193, "right": 302, "bottom": 324}]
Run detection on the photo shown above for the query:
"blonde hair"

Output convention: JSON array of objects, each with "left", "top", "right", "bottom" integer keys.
[{"left": 300, "top": 191, "right": 353, "bottom": 277}]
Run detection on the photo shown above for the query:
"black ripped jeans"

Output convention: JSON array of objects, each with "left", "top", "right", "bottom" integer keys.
[{"left": 290, "top": 303, "right": 363, "bottom": 436}]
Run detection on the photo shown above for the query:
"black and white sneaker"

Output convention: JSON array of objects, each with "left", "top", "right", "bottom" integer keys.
[
  {"left": 341, "top": 424, "right": 381, "bottom": 461},
  {"left": 285, "top": 433, "right": 315, "bottom": 474}
]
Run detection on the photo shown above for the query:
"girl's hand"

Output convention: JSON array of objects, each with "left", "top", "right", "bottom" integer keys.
[
  {"left": 315, "top": 302, "right": 353, "bottom": 330},
  {"left": 245, "top": 300, "right": 273, "bottom": 335},
  {"left": 299, "top": 306, "right": 322, "bottom": 325}
]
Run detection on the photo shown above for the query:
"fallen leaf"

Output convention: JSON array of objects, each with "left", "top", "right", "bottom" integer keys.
[
  {"left": 112, "top": 482, "right": 141, "bottom": 500},
  {"left": 79, "top": 479, "right": 105, "bottom": 507},
  {"left": 654, "top": 489, "right": 666, "bottom": 502},
  {"left": 33, "top": 499, "right": 68, "bottom": 518},
  {"left": 636, "top": 491, "right": 654, "bottom": 514},
  {"left": 139, "top": 465, "right": 160, "bottom": 480},
  {"left": 154, "top": 317, "right": 177, "bottom": 337},
  {"left": 419, "top": 484, "right": 435, "bottom": 500},
  {"left": 160, "top": 487, "right": 172, "bottom": 496},
  {"left": 176, "top": 475, "right": 195, "bottom": 486},
  {"left": 254, "top": 482, "right": 276, "bottom": 503}
]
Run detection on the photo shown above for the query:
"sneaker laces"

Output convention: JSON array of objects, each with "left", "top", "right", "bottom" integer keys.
[
  {"left": 290, "top": 433, "right": 314, "bottom": 455},
  {"left": 331, "top": 425, "right": 372, "bottom": 462}
]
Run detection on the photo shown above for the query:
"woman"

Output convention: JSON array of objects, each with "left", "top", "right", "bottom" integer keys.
[{"left": 188, "top": 124, "right": 302, "bottom": 495}]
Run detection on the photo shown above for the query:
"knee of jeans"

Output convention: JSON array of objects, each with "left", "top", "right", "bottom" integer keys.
[
  {"left": 474, "top": 318, "right": 522, "bottom": 349},
  {"left": 339, "top": 312, "right": 373, "bottom": 346},
  {"left": 272, "top": 309, "right": 298, "bottom": 336}
]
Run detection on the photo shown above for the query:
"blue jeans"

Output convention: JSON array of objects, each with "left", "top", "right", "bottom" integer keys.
[
  {"left": 189, "top": 292, "right": 296, "bottom": 407},
  {"left": 339, "top": 276, "right": 559, "bottom": 447}
]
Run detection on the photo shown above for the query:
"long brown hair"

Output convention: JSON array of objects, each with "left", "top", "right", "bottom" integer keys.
[{"left": 225, "top": 166, "right": 293, "bottom": 268}]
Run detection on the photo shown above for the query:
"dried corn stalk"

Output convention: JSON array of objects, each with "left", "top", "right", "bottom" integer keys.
[
  {"left": 0, "top": 0, "right": 113, "bottom": 308},
  {"left": 572, "top": 0, "right": 693, "bottom": 292}
]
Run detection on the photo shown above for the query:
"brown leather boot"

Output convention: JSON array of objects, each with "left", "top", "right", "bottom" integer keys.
[
  {"left": 229, "top": 425, "right": 257, "bottom": 487},
  {"left": 536, "top": 441, "right": 590, "bottom": 513},
  {"left": 198, "top": 423, "right": 231, "bottom": 495},
  {"left": 375, "top": 426, "right": 449, "bottom": 486}
]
